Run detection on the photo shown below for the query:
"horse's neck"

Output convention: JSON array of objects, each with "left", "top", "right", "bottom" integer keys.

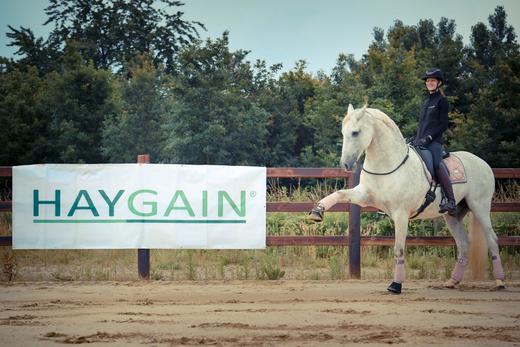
[{"left": 363, "top": 121, "right": 407, "bottom": 174}]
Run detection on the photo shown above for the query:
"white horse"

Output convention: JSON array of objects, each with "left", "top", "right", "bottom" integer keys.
[{"left": 309, "top": 104, "right": 505, "bottom": 294}]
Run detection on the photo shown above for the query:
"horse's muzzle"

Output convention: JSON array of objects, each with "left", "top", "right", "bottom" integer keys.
[{"left": 341, "top": 157, "right": 357, "bottom": 171}]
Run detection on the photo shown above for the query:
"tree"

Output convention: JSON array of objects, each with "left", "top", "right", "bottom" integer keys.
[
  {"left": 270, "top": 61, "right": 317, "bottom": 166},
  {"left": 2, "top": 4, "right": 518, "bottom": 169},
  {"left": 4, "top": 26, "right": 62, "bottom": 75},
  {"left": 42, "top": 0, "right": 205, "bottom": 72},
  {"left": 430, "top": 18, "right": 464, "bottom": 99},
  {"left": 451, "top": 6, "right": 519, "bottom": 167},
  {"left": 416, "top": 19, "right": 436, "bottom": 50},
  {"left": 300, "top": 54, "right": 366, "bottom": 167},
  {"left": 342, "top": 16, "right": 467, "bottom": 141},
  {"left": 41, "top": 43, "right": 119, "bottom": 163},
  {"left": 0, "top": 66, "right": 49, "bottom": 165},
  {"left": 102, "top": 54, "right": 167, "bottom": 162},
  {"left": 356, "top": 22, "right": 424, "bottom": 137},
  {"left": 162, "top": 33, "right": 269, "bottom": 165},
  {"left": 249, "top": 59, "right": 296, "bottom": 166}
]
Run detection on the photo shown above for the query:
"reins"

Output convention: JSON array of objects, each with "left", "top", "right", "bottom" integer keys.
[
  {"left": 362, "top": 145, "right": 410, "bottom": 176},
  {"left": 353, "top": 111, "right": 434, "bottom": 219}
]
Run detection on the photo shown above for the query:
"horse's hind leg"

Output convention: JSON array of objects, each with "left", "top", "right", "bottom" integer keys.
[
  {"left": 468, "top": 205, "right": 506, "bottom": 289},
  {"left": 443, "top": 210, "right": 469, "bottom": 288}
]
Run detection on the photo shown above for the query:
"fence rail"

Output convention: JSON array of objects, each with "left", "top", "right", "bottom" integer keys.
[
  {"left": 2, "top": 199, "right": 520, "bottom": 213},
  {"left": 0, "top": 164, "right": 519, "bottom": 279},
  {"left": 265, "top": 235, "right": 520, "bottom": 246}
]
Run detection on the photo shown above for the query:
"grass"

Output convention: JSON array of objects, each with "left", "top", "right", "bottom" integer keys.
[
  {"left": 328, "top": 255, "right": 346, "bottom": 280},
  {"left": 0, "top": 178, "right": 518, "bottom": 282}
]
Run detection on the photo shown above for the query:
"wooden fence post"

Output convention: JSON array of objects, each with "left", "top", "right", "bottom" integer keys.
[
  {"left": 137, "top": 154, "right": 150, "bottom": 280},
  {"left": 348, "top": 163, "right": 362, "bottom": 279}
]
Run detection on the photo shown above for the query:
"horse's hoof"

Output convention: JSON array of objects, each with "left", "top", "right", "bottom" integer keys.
[
  {"left": 443, "top": 278, "right": 459, "bottom": 288},
  {"left": 387, "top": 282, "right": 402, "bottom": 294},
  {"left": 308, "top": 204, "right": 325, "bottom": 222},
  {"left": 307, "top": 210, "right": 323, "bottom": 222},
  {"left": 495, "top": 279, "right": 506, "bottom": 290}
]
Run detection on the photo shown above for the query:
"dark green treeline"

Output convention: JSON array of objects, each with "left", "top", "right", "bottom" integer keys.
[{"left": 1, "top": 1, "right": 518, "bottom": 167}]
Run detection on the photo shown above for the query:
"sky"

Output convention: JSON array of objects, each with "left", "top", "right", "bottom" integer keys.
[{"left": 0, "top": 0, "right": 519, "bottom": 74}]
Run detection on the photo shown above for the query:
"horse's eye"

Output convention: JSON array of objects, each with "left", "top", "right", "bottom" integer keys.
[{"left": 352, "top": 131, "right": 360, "bottom": 137}]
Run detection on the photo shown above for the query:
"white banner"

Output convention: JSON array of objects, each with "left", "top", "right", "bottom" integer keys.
[{"left": 13, "top": 164, "right": 266, "bottom": 249}]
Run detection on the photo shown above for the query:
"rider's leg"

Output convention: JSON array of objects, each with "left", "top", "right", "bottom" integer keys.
[
  {"left": 437, "top": 162, "right": 456, "bottom": 214},
  {"left": 429, "top": 142, "right": 456, "bottom": 214}
]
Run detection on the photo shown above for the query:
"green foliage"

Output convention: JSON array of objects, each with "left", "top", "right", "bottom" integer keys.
[
  {"left": 1, "top": 5, "right": 519, "bottom": 167},
  {"left": 102, "top": 54, "right": 168, "bottom": 162},
  {"left": 450, "top": 6, "right": 520, "bottom": 167},
  {"left": 5, "top": 25, "right": 61, "bottom": 75},
  {"left": 258, "top": 257, "right": 285, "bottom": 280},
  {"left": 0, "top": 66, "right": 48, "bottom": 165},
  {"left": 162, "top": 33, "right": 270, "bottom": 165},
  {"left": 41, "top": 43, "right": 118, "bottom": 163},
  {"left": 300, "top": 78, "right": 343, "bottom": 167},
  {"left": 328, "top": 255, "right": 346, "bottom": 279},
  {"left": 43, "top": 0, "right": 204, "bottom": 72}
]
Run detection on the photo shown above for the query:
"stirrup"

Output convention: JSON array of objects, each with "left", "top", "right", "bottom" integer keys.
[{"left": 439, "top": 199, "right": 456, "bottom": 215}]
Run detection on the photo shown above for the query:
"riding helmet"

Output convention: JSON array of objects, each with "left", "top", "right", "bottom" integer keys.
[{"left": 421, "top": 68, "right": 444, "bottom": 84}]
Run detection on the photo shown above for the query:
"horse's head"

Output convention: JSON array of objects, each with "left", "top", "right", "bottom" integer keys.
[{"left": 340, "top": 104, "right": 374, "bottom": 170}]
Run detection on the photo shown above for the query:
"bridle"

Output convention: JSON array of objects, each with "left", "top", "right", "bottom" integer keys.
[
  {"left": 361, "top": 145, "right": 410, "bottom": 176},
  {"left": 350, "top": 109, "right": 410, "bottom": 176}
]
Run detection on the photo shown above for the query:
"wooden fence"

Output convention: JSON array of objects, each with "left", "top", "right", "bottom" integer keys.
[{"left": 0, "top": 159, "right": 519, "bottom": 279}]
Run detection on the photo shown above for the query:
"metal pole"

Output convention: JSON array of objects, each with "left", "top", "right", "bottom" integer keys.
[
  {"left": 137, "top": 154, "right": 150, "bottom": 280},
  {"left": 348, "top": 162, "right": 362, "bottom": 279}
]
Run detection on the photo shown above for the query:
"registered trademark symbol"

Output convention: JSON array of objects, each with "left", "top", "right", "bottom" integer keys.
[{"left": 250, "top": 191, "right": 257, "bottom": 198}]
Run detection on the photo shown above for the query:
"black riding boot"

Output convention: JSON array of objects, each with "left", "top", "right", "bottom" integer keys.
[{"left": 436, "top": 162, "right": 456, "bottom": 215}]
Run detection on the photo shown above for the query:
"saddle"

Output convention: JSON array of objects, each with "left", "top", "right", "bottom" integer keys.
[
  {"left": 413, "top": 146, "right": 467, "bottom": 184},
  {"left": 409, "top": 145, "right": 467, "bottom": 219}
]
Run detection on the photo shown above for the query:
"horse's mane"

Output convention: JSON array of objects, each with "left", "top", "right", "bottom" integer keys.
[{"left": 364, "top": 108, "right": 405, "bottom": 143}]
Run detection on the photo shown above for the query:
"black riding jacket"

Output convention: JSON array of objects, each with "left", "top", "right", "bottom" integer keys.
[{"left": 416, "top": 91, "right": 449, "bottom": 144}]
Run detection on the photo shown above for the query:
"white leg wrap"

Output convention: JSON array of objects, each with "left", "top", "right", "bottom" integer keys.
[
  {"left": 394, "top": 257, "right": 405, "bottom": 283},
  {"left": 492, "top": 255, "right": 505, "bottom": 280},
  {"left": 451, "top": 256, "right": 468, "bottom": 283}
]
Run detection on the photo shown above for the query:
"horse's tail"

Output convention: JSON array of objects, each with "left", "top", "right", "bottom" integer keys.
[{"left": 468, "top": 211, "right": 488, "bottom": 280}]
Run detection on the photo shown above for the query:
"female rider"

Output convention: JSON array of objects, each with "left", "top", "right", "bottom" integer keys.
[{"left": 413, "top": 68, "right": 456, "bottom": 215}]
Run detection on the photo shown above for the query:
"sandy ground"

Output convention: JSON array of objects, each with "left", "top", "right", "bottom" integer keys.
[{"left": 0, "top": 280, "right": 519, "bottom": 346}]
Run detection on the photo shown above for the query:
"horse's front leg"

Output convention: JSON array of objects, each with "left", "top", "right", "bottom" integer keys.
[
  {"left": 308, "top": 185, "right": 370, "bottom": 222},
  {"left": 387, "top": 211, "right": 409, "bottom": 294}
]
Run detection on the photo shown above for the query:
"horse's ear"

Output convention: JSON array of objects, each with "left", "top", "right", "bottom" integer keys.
[
  {"left": 347, "top": 104, "right": 354, "bottom": 115},
  {"left": 356, "top": 104, "right": 368, "bottom": 120}
]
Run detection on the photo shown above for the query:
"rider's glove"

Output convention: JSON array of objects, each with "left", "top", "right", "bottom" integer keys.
[
  {"left": 415, "top": 135, "right": 432, "bottom": 147},
  {"left": 405, "top": 136, "right": 415, "bottom": 144}
]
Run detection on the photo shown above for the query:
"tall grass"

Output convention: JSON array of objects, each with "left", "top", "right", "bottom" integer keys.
[{"left": 0, "top": 178, "right": 518, "bottom": 282}]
